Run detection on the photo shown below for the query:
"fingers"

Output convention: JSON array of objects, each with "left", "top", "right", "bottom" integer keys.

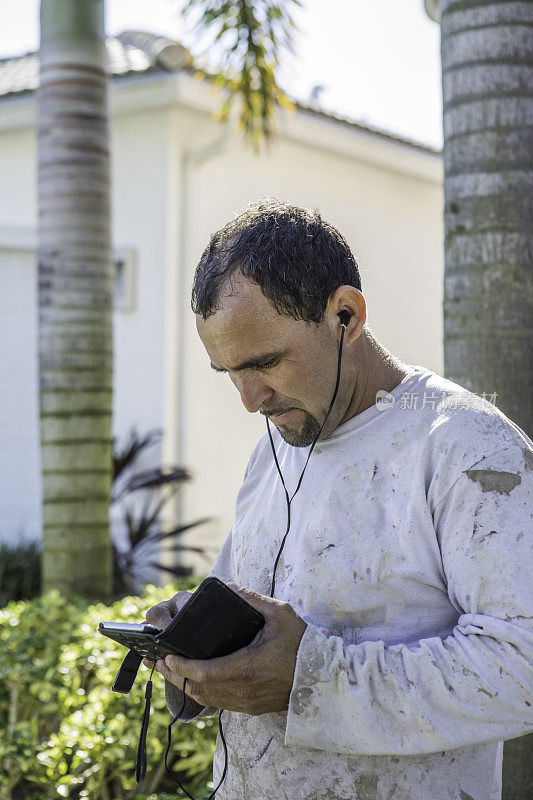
[
  {"left": 145, "top": 591, "right": 192, "bottom": 628},
  {"left": 143, "top": 657, "right": 185, "bottom": 691},
  {"left": 146, "top": 601, "right": 172, "bottom": 628},
  {"left": 227, "top": 582, "right": 280, "bottom": 616},
  {"left": 163, "top": 653, "right": 220, "bottom": 687},
  {"left": 154, "top": 658, "right": 173, "bottom": 682},
  {"left": 146, "top": 656, "right": 182, "bottom": 686},
  {"left": 164, "top": 646, "right": 253, "bottom": 685},
  {"left": 152, "top": 657, "right": 194, "bottom": 694},
  {"left": 170, "top": 591, "right": 193, "bottom": 614},
  {"left": 227, "top": 583, "right": 286, "bottom": 636}
]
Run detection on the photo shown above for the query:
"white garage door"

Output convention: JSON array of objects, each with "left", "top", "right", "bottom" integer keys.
[{"left": 0, "top": 247, "right": 42, "bottom": 544}]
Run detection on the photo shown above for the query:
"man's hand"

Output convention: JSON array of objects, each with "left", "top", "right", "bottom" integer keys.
[
  {"left": 142, "top": 590, "right": 192, "bottom": 671},
  {"left": 145, "top": 589, "right": 192, "bottom": 629},
  {"left": 150, "top": 583, "right": 307, "bottom": 716}
]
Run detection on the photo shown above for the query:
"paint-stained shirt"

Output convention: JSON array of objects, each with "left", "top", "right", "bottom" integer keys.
[{"left": 166, "top": 365, "right": 533, "bottom": 800}]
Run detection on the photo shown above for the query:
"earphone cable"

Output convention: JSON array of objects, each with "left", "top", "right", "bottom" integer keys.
[
  {"left": 164, "top": 678, "right": 228, "bottom": 800},
  {"left": 267, "top": 323, "right": 346, "bottom": 598}
]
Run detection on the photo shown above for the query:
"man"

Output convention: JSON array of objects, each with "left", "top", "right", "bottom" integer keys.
[{"left": 146, "top": 200, "right": 533, "bottom": 800}]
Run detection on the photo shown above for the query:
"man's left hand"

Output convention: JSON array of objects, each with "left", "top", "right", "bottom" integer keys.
[{"left": 150, "top": 583, "right": 307, "bottom": 715}]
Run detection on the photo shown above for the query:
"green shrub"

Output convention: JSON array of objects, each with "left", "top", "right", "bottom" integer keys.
[{"left": 0, "top": 580, "right": 219, "bottom": 800}]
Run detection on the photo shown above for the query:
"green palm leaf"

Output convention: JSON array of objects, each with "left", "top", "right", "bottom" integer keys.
[{"left": 183, "top": 0, "right": 301, "bottom": 147}]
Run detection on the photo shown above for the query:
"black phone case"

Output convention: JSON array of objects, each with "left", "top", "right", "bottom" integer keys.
[{"left": 100, "top": 577, "right": 265, "bottom": 663}]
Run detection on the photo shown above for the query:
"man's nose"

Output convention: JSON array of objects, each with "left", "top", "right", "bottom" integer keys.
[{"left": 233, "top": 373, "right": 273, "bottom": 413}]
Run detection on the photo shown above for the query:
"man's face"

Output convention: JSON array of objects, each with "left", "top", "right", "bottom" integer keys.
[{"left": 196, "top": 275, "right": 341, "bottom": 447}]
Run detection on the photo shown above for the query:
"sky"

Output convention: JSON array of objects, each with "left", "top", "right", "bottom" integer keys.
[{"left": 0, "top": 0, "right": 442, "bottom": 149}]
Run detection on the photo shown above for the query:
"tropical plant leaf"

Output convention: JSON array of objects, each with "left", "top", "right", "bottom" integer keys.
[
  {"left": 111, "top": 429, "right": 210, "bottom": 596},
  {"left": 149, "top": 543, "right": 208, "bottom": 555},
  {"left": 134, "top": 518, "right": 213, "bottom": 548},
  {"left": 123, "top": 495, "right": 166, "bottom": 549},
  {"left": 124, "top": 466, "right": 191, "bottom": 492},
  {"left": 112, "top": 428, "right": 163, "bottom": 482},
  {"left": 147, "top": 562, "right": 194, "bottom": 577},
  {"left": 181, "top": 0, "right": 301, "bottom": 148},
  {"left": 112, "top": 465, "right": 191, "bottom": 503}
]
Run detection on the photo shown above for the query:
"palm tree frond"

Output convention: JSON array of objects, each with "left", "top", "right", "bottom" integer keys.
[{"left": 182, "top": 0, "right": 300, "bottom": 148}]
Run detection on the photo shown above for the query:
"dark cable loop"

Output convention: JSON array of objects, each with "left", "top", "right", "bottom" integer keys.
[
  {"left": 164, "top": 677, "right": 228, "bottom": 800},
  {"left": 268, "top": 324, "right": 346, "bottom": 598},
  {"left": 210, "top": 711, "right": 228, "bottom": 799},
  {"left": 164, "top": 677, "right": 196, "bottom": 800}
]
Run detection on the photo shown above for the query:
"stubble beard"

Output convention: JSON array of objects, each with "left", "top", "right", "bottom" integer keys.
[{"left": 271, "top": 411, "right": 321, "bottom": 447}]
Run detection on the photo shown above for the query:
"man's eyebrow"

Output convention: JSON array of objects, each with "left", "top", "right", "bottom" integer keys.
[{"left": 210, "top": 349, "right": 290, "bottom": 373}]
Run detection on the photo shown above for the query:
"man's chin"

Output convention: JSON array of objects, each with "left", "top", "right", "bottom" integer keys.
[{"left": 272, "top": 415, "right": 321, "bottom": 448}]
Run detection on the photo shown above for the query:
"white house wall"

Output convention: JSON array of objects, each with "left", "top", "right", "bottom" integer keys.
[
  {"left": 111, "top": 107, "right": 170, "bottom": 454},
  {"left": 0, "top": 246, "right": 41, "bottom": 542},
  {"left": 0, "top": 120, "right": 39, "bottom": 543},
  {"left": 0, "top": 125, "right": 36, "bottom": 225}
]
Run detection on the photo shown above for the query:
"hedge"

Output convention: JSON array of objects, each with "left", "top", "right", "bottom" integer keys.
[{"left": 0, "top": 581, "right": 218, "bottom": 800}]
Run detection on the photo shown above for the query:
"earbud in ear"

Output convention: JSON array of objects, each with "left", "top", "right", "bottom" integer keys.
[{"left": 337, "top": 310, "right": 351, "bottom": 328}]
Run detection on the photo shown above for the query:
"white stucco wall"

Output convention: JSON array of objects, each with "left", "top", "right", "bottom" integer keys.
[
  {"left": 0, "top": 246, "right": 41, "bottom": 542},
  {"left": 111, "top": 107, "right": 170, "bottom": 452},
  {"left": 0, "top": 124, "right": 37, "bottom": 226},
  {"left": 0, "top": 118, "right": 40, "bottom": 543}
]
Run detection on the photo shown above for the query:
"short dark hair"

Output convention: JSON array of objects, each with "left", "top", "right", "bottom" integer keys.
[{"left": 191, "top": 199, "right": 362, "bottom": 323}]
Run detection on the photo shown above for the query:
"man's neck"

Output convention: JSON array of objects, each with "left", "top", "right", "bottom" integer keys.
[{"left": 340, "top": 327, "right": 410, "bottom": 425}]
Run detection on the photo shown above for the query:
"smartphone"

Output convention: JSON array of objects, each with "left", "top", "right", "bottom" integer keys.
[
  {"left": 99, "top": 577, "right": 265, "bottom": 663},
  {"left": 98, "top": 621, "right": 166, "bottom": 661}
]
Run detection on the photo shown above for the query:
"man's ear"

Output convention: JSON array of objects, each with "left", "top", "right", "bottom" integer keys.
[{"left": 327, "top": 286, "right": 367, "bottom": 342}]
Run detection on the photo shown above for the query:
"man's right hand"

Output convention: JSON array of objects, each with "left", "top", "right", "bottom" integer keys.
[{"left": 145, "top": 590, "right": 192, "bottom": 629}]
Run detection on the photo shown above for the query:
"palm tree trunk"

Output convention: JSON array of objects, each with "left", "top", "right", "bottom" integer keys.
[
  {"left": 38, "top": 0, "right": 113, "bottom": 600},
  {"left": 442, "top": 0, "right": 533, "bottom": 435},
  {"left": 440, "top": 1, "right": 533, "bottom": 795}
]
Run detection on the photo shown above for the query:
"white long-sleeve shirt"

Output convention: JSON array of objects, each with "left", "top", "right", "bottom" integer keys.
[{"left": 166, "top": 365, "right": 533, "bottom": 800}]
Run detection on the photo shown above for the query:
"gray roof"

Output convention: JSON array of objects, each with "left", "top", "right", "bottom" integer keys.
[
  {"left": 0, "top": 30, "right": 440, "bottom": 155},
  {"left": 0, "top": 31, "right": 188, "bottom": 98},
  {"left": 0, "top": 51, "right": 39, "bottom": 96}
]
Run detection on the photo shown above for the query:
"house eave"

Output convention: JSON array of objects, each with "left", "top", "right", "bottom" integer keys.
[{"left": 0, "top": 68, "right": 442, "bottom": 184}]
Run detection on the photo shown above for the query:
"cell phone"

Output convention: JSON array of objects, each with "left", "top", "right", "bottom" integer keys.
[
  {"left": 98, "top": 621, "right": 165, "bottom": 660},
  {"left": 99, "top": 577, "right": 265, "bottom": 665}
]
